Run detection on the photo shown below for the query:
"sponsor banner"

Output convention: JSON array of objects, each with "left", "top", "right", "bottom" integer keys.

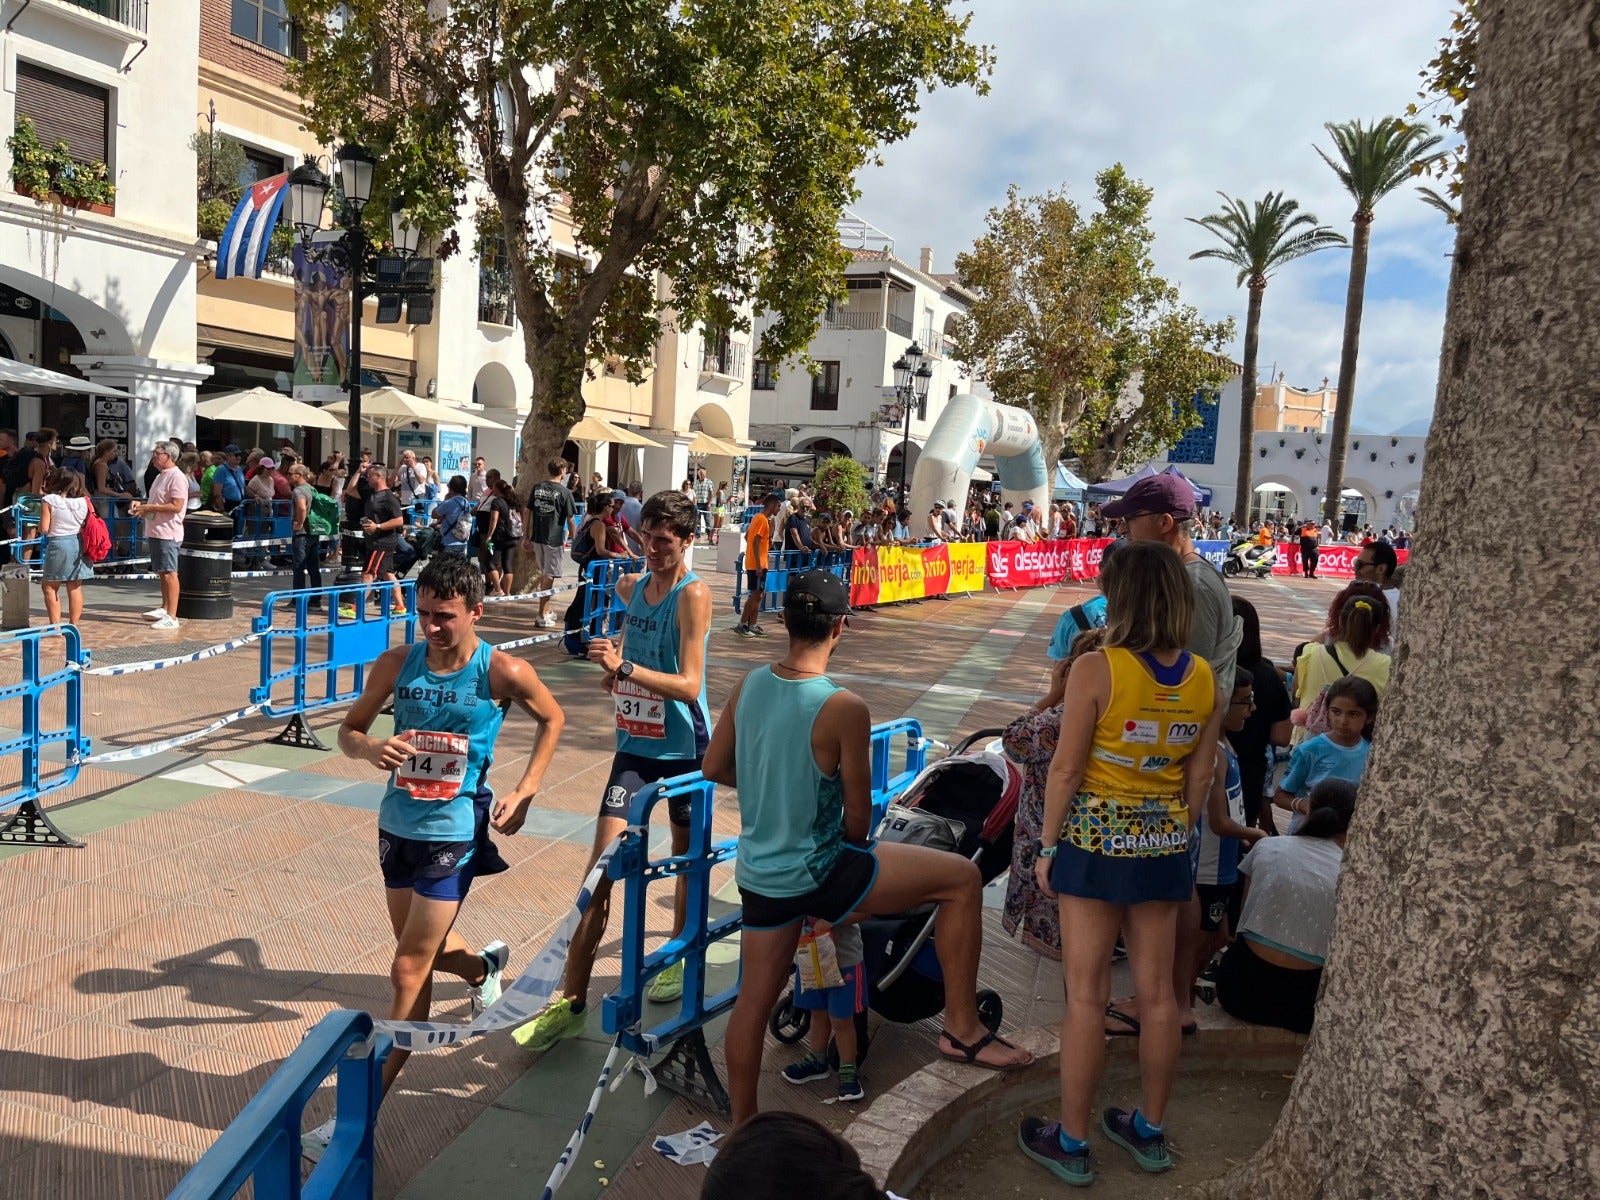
[
  {"left": 919, "top": 544, "right": 952, "bottom": 597},
  {"left": 1194, "top": 540, "right": 1230, "bottom": 571},
  {"left": 1274, "top": 541, "right": 1409, "bottom": 579},
  {"left": 849, "top": 546, "right": 880, "bottom": 607},
  {"left": 877, "top": 544, "right": 929, "bottom": 605},
  {"left": 947, "top": 542, "right": 987, "bottom": 594},
  {"left": 985, "top": 538, "right": 1115, "bottom": 588}
]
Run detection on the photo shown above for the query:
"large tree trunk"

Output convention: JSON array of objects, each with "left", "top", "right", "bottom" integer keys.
[
  {"left": 509, "top": 325, "right": 586, "bottom": 592},
  {"left": 1322, "top": 213, "right": 1370, "bottom": 525},
  {"left": 1234, "top": 281, "right": 1264, "bottom": 522},
  {"left": 1197, "top": 4, "right": 1600, "bottom": 1196}
]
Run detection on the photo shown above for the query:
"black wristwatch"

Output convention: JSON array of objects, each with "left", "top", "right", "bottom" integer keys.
[{"left": 617, "top": 661, "right": 634, "bottom": 680}]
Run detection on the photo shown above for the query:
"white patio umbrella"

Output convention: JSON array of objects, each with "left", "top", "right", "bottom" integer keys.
[
  {"left": 324, "top": 386, "right": 513, "bottom": 431},
  {"left": 196, "top": 387, "right": 348, "bottom": 430},
  {"left": 568, "top": 413, "right": 663, "bottom": 449},
  {"left": 0, "top": 355, "right": 133, "bottom": 398}
]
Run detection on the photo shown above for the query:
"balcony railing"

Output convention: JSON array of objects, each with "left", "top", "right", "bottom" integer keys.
[
  {"left": 886, "top": 312, "right": 913, "bottom": 337},
  {"left": 822, "top": 309, "right": 884, "bottom": 332},
  {"left": 479, "top": 272, "right": 513, "bottom": 326},
  {"left": 701, "top": 342, "right": 747, "bottom": 379},
  {"left": 59, "top": 0, "right": 148, "bottom": 31}
]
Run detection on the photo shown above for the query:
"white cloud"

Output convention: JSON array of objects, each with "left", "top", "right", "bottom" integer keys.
[{"left": 854, "top": 0, "right": 1458, "bottom": 433}]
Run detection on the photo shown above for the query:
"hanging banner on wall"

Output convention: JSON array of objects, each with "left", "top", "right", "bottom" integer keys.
[
  {"left": 291, "top": 238, "right": 351, "bottom": 403},
  {"left": 437, "top": 426, "right": 473, "bottom": 478}
]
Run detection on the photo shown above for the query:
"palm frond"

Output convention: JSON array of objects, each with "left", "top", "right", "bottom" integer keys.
[
  {"left": 1319, "top": 117, "right": 1448, "bottom": 213},
  {"left": 1417, "top": 186, "right": 1460, "bottom": 223},
  {"left": 1187, "top": 189, "right": 1343, "bottom": 288}
]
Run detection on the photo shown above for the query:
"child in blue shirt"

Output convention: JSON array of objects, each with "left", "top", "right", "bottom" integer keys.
[{"left": 1275, "top": 676, "right": 1378, "bottom": 833}]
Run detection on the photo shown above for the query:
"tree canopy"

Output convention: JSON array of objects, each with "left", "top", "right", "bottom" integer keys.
[
  {"left": 951, "top": 167, "right": 1233, "bottom": 481},
  {"left": 286, "top": 0, "right": 992, "bottom": 439}
]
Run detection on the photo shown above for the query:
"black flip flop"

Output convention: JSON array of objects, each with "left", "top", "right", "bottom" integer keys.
[
  {"left": 1104, "top": 1004, "right": 1198, "bottom": 1037},
  {"left": 939, "top": 1029, "right": 1030, "bottom": 1071}
]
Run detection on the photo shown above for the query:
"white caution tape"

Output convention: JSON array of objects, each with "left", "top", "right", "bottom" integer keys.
[
  {"left": 490, "top": 630, "right": 567, "bottom": 653},
  {"left": 479, "top": 582, "right": 581, "bottom": 606},
  {"left": 540, "top": 1038, "right": 624, "bottom": 1200},
  {"left": 76, "top": 703, "right": 266, "bottom": 763},
  {"left": 73, "top": 632, "right": 262, "bottom": 676},
  {"left": 179, "top": 548, "right": 236, "bottom": 561}
]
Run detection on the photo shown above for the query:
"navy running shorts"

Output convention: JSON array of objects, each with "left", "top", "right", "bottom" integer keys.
[
  {"left": 599, "top": 751, "right": 704, "bottom": 827},
  {"left": 378, "top": 831, "right": 474, "bottom": 901}
]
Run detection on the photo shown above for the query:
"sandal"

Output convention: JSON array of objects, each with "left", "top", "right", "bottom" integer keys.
[
  {"left": 1103, "top": 1004, "right": 1198, "bottom": 1038},
  {"left": 939, "top": 1029, "right": 1032, "bottom": 1071}
]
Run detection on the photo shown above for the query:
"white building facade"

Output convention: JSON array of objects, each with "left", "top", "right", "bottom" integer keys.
[
  {"left": 749, "top": 230, "right": 983, "bottom": 488},
  {"left": 2, "top": 0, "right": 211, "bottom": 467}
]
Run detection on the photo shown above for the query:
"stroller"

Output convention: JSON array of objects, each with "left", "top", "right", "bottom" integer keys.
[{"left": 770, "top": 728, "right": 1022, "bottom": 1066}]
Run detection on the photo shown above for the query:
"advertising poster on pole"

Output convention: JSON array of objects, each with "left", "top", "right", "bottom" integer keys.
[{"left": 291, "top": 238, "right": 351, "bottom": 402}]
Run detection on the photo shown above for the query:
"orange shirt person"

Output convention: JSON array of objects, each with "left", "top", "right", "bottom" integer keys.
[{"left": 738, "top": 492, "right": 781, "bottom": 638}]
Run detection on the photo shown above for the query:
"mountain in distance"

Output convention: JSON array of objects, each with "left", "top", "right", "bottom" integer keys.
[{"left": 1391, "top": 418, "right": 1433, "bottom": 437}]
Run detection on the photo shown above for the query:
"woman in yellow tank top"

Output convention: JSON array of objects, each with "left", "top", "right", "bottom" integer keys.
[{"left": 1017, "top": 540, "right": 1224, "bottom": 1181}]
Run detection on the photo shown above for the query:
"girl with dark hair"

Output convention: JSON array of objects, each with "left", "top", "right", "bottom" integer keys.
[
  {"left": 700, "top": 1112, "right": 896, "bottom": 1200},
  {"left": 1227, "top": 596, "right": 1293, "bottom": 831},
  {"left": 1275, "top": 676, "right": 1377, "bottom": 834},
  {"left": 1291, "top": 588, "right": 1391, "bottom": 746},
  {"left": 1214, "top": 778, "right": 1357, "bottom": 1033},
  {"left": 38, "top": 467, "right": 94, "bottom": 625}
]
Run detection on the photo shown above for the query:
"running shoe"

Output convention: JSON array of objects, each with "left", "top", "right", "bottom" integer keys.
[
  {"left": 751, "top": 624, "right": 768, "bottom": 637},
  {"left": 782, "top": 1053, "right": 831, "bottom": 1085},
  {"left": 301, "top": 1115, "right": 338, "bottom": 1163},
  {"left": 1017, "top": 1118, "right": 1093, "bottom": 1187},
  {"left": 646, "top": 959, "right": 684, "bottom": 1004},
  {"left": 836, "top": 1070, "right": 865, "bottom": 1103},
  {"left": 470, "top": 940, "right": 509, "bottom": 1015},
  {"left": 390, "top": 604, "right": 408, "bottom": 617},
  {"left": 511, "top": 995, "right": 586, "bottom": 1053},
  {"left": 1100, "top": 1107, "right": 1171, "bottom": 1173},
  {"left": 337, "top": 605, "right": 357, "bottom": 620},
  {"left": 151, "top": 615, "right": 180, "bottom": 630},
  {"left": 735, "top": 624, "right": 756, "bottom": 639},
  {"left": 144, "top": 607, "right": 167, "bottom": 619}
]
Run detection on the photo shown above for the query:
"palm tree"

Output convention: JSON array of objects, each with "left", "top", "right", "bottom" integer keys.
[
  {"left": 1188, "top": 192, "right": 1346, "bottom": 525},
  {"left": 1317, "top": 117, "right": 1445, "bottom": 524},
  {"left": 1418, "top": 185, "right": 1461, "bottom": 223}
]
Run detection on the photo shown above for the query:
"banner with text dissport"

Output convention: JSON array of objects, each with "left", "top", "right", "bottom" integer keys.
[
  {"left": 985, "top": 538, "right": 1116, "bottom": 588},
  {"left": 1274, "top": 541, "right": 1409, "bottom": 579},
  {"left": 848, "top": 543, "right": 988, "bottom": 606}
]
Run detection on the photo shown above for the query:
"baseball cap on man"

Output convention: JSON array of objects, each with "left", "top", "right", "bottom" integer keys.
[
  {"left": 785, "top": 570, "right": 851, "bottom": 617},
  {"left": 223, "top": 443, "right": 242, "bottom": 456},
  {"left": 1100, "top": 474, "right": 1196, "bottom": 520}
]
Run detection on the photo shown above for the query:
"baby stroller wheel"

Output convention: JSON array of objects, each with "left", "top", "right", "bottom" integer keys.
[
  {"left": 769, "top": 989, "right": 810, "bottom": 1044},
  {"left": 977, "top": 989, "right": 1004, "bottom": 1034}
]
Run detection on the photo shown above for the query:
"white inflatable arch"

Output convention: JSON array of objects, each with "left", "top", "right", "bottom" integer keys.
[{"left": 909, "top": 394, "right": 1051, "bottom": 524}]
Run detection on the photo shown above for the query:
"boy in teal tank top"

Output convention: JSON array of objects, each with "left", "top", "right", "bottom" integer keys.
[
  {"left": 515, "top": 490, "right": 714, "bottom": 1054},
  {"left": 315, "top": 556, "right": 566, "bottom": 1157},
  {"left": 703, "top": 570, "right": 1033, "bottom": 1127}
]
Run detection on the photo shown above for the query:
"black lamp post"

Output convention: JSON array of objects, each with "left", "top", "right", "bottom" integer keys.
[{"left": 891, "top": 342, "right": 932, "bottom": 499}]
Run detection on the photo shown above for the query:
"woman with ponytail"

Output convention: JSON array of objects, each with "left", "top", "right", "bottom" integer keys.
[
  {"left": 1290, "top": 588, "right": 1392, "bottom": 745},
  {"left": 1214, "top": 778, "right": 1357, "bottom": 1033}
]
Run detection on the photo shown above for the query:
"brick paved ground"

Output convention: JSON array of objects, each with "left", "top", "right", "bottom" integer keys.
[{"left": 0, "top": 560, "right": 1340, "bottom": 1199}]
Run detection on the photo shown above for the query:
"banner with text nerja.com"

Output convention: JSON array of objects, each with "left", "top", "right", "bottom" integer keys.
[{"left": 848, "top": 543, "right": 987, "bottom": 607}]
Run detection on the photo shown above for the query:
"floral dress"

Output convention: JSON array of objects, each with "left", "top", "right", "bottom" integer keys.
[{"left": 1002, "top": 704, "right": 1063, "bottom": 961}]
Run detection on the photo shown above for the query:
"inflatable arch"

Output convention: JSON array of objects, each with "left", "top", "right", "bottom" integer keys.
[{"left": 909, "top": 393, "right": 1050, "bottom": 524}]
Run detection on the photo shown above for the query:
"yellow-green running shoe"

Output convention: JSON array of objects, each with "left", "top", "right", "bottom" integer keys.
[
  {"left": 646, "top": 960, "right": 684, "bottom": 1004},
  {"left": 512, "top": 995, "right": 586, "bottom": 1053}
]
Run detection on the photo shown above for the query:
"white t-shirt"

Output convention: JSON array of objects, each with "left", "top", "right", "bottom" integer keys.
[
  {"left": 1236, "top": 836, "right": 1344, "bottom": 965},
  {"left": 43, "top": 494, "right": 89, "bottom": 536}
]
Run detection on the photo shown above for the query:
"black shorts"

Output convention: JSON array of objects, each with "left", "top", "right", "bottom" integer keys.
[
  {"left": 1196, "top": 881, "right": 1242, "bottom": 933},
  {"left": 600, "top": 751, "right": 704, "bottom": 827},
  {"left": 739, "top": 844, "right": 879, "bottom": 931},
  {"left": 480, "top": 539, "right": 513, "bottom": 576},
  {"left": 378, "top": 831, "right": 475, "bottom": 900},
  {"left": 746, "top": 568, "right": 767, "bottom": 594},
  {"left": 365, "top": 546, "right": 396, "bottom": 577}
]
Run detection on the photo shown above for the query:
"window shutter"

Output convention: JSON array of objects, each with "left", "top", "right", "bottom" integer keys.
[{"left": 15, "top": 61, "right": 109, "bottom": 166}]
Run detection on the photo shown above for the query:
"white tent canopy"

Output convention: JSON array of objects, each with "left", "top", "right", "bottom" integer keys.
[
  {"left": 197, "top": 387, "right": 347, "bottom": 430},
  {"left": 0, "top": 355, "right": 133, "bottom": 398},
  {"left": 1254, "top": 481, "right": 1293, "bottom": 493}
]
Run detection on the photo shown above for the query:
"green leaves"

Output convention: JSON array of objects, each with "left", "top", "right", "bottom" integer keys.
[
  {"left": 1187, "top": 191, "right": 1345, "bottom": 289},
  {"left": 1316, "top": 117, "right": 1446, "bottom": 216}
]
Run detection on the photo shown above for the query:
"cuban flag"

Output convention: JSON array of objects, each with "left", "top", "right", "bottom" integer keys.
[{"left": 215, "top": 172, "right": 290, "bottom": 280}]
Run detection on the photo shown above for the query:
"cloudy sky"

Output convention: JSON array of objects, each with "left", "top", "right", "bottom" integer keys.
[{"left": 853, "top": 0, "right": 1458, "bottom": 435}]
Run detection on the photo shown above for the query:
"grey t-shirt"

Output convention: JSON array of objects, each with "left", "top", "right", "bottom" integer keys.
[{"left": 1185, "top": 555, "right": 1240, "bottom": 687}]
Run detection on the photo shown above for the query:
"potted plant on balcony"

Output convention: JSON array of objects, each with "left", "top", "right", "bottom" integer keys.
[{"left": 6, "top": 117, "right": 116, "bottom": 214}]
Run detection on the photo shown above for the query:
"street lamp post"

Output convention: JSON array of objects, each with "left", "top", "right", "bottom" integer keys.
[{"left": 891, "top": 342, "right": 933, "bottom": 500}]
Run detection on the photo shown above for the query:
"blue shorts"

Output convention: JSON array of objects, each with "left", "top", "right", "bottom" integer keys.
[
  {"left": 794, "top": 960, "right": 866, "bottom": 1020},
  {"left": 378, "top": 831, "right": 475, "bottom": 901},
  {"left": 148, "top": 536, "right": 179, "bottom": 574},
  {"left": 1049, "top": 842, "right": 1193, "bottom": 906}
]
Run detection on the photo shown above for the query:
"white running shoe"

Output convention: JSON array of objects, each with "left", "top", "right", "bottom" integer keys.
[
  {"left": 151, "top": 615, "right": 181, "bottom": 630},
  {"left": 471, "top": 940, "right": 509, "bottom": 1014},
  {"left": 301, "top": 1116, "right": 338, "bottom": 1163},
  {"left": 144, "top": 607, "right": 167, "bottom": 619}
]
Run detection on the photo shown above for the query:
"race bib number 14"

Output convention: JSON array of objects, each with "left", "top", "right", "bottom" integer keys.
[
  {"left": 614, "top": 677, "right": 667, "bottom": 738},
  {"left": 395, "top": 730, "right": 469, "bottom": 800}
]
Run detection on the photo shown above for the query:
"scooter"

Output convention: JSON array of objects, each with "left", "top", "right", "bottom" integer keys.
[{"left": 1223, "top": 538, "right": 1278, "bottom": 578}]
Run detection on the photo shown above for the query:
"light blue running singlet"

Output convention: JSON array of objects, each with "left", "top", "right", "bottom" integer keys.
[
  {"left": 614, "top": 571, "right": 710, "bottom": 760},
  {"left": 379, "top": 639, "right": 504, "bottom": 841}
]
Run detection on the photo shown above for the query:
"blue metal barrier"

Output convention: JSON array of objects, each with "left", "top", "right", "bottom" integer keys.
[
  {"left": 730, "top": 548, "right": 852, "bottom": 613},
  {"left": 167, "top": 1010, "right": 390, "bottom": 1200},
  {"left": 252, "top": 581, "right": 417, "bottom": 748},
  {"left": 0, "top": 624, "right": 91, "bottom": 847},
  {"left": 870, "top": 717, "right": 926, "bottom": 827},
  {"left": 580, "top": 556, "right": 644, "bottom": 639},
  {"left": 235, "top": 499, "right": 293, "bottom": 549}
]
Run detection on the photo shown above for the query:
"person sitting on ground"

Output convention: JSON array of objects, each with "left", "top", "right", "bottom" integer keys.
[
  {"left": 1290, "top": 592, "right": 1390, "bottom": 746},
  {"left": 1215, "top": 778, "right": 1357, "bottom": 1034},
  {"left": 38, "top": 467, "right": 95, "bottom": 627},
  {"left": 701, "top": 1112, "right": 908, "bottom": 1200},
  {"left": 1276, "top": 675, "right": 1377, "bottom": 833},
  {"left": 1018, "top": 540, "right": 1223, "bottom": 1185},
  {"left": 705, "top": 570, "right": 1033, "bottom": 1126},
  {"left": 1002, "top": 627, "right": 1108, "bottom": 961}
]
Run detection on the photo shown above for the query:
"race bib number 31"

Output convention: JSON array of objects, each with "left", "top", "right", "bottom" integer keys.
[
  {"left": 614, "top": 677, "right": 667, "bottom": 738},
  {"left": 396, "top": 730, "right": 469, "bottom": 800}
]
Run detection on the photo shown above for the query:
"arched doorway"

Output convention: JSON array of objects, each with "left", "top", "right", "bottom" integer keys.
[
  {"left": 471, "top": 361, "right": 520, "bottom": 480},
  {"left": 795, "top": 436, "right": 852, "bottom": 459},
  {"left": 885, "top": 440, "right": 921, "bottom": 491}
]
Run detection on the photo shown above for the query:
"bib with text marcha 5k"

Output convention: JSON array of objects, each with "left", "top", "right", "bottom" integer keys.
[
  {"left": 395, "top": 730, "right": 470, "bottom": 799},
  {"left": 613, "top": 677, "right": 667, "bottom": 738}
]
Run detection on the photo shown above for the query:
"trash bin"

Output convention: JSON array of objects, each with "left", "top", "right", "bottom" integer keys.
[
  {"left": 0, "top": 563, "right": 31, "bottom": 630},
  {"left": 177, "top": 511, "right": 235, "bottom": 620}
]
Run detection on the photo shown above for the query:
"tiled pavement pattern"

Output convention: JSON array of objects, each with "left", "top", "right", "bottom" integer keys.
[{"left": 0, "top": 563, "right": 1334, "bottom": 1199}]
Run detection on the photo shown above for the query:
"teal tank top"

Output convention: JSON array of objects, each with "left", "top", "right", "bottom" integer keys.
[
  {"left": 379, "top": 639, "right": 503, "bottom": 841},
  {"left": 615, "top": 571, "right": 710, "bottom": 760},
  {"left": 732, "top": 667, "right": 844, "bottom": 898}
]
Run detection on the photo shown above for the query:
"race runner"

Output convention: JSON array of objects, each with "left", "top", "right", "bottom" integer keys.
[
  {"left": 304, "top": 554, "right": 566, "bottom": 1160},
  {"left": 514, "top": 489, "right": 713, "bottom": 1051},
  {"left": 703, "top": 570, "right": 1033, "bottom": 1126}
]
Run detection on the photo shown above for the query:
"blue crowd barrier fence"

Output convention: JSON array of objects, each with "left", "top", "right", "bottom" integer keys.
[
  {"left": 870, "top": 717, "right": 928, "bottom": 826},
  {"left": 728, "top": 548, "right": 852, "bottom": 613},
  {"left": 253, "top": 580, "right": 418, "bottom": 749},
  {"left": 0, "top": 624, "right": 90, "bottom": 848},
  {"left": 167, "top": 1010, "right": 390, "bottom": 1200},
  {"left": 579, "top": 556, "right": 644, "bottom": 640}
]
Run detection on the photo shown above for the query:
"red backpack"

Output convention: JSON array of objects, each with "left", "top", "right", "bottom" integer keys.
[{"left": 79, "top": 504, "right": 111, "bottom": 563}]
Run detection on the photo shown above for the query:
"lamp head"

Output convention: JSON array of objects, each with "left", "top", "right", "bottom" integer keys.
[
  {"left": 892, "top": 355, "right": 910, "bottom": 390},
  {"left": 389, "top": 198, "right": 422, "bottom": 258},
  {"left": 904, "top": 342, "right": 924, "bottom": 371},
  {"left": 335, "top": 143, "right": 377, "bottom": 212},
  {"left": 913, "top": 361, "right": 933, "bottom": 400},
  {"left": 287, "top": 159, "right": 330, "bottom": 239}
]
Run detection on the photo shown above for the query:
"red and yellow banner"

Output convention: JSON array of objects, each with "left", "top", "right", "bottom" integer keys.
[{"left": 848, "top": 542, "right": 989, "bottom": 606}]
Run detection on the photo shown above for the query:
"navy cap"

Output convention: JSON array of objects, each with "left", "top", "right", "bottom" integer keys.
[{"left": 785, "top": 570, "right": 850, "bottom": 616}]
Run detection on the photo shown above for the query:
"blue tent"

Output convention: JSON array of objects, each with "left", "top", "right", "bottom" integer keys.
[
  {"left": 1085, "top": 465, "right": 1212, "bottom": 506},
  {"left": 1054, "top": 464, "right": 1088, "bottom": 501}
]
